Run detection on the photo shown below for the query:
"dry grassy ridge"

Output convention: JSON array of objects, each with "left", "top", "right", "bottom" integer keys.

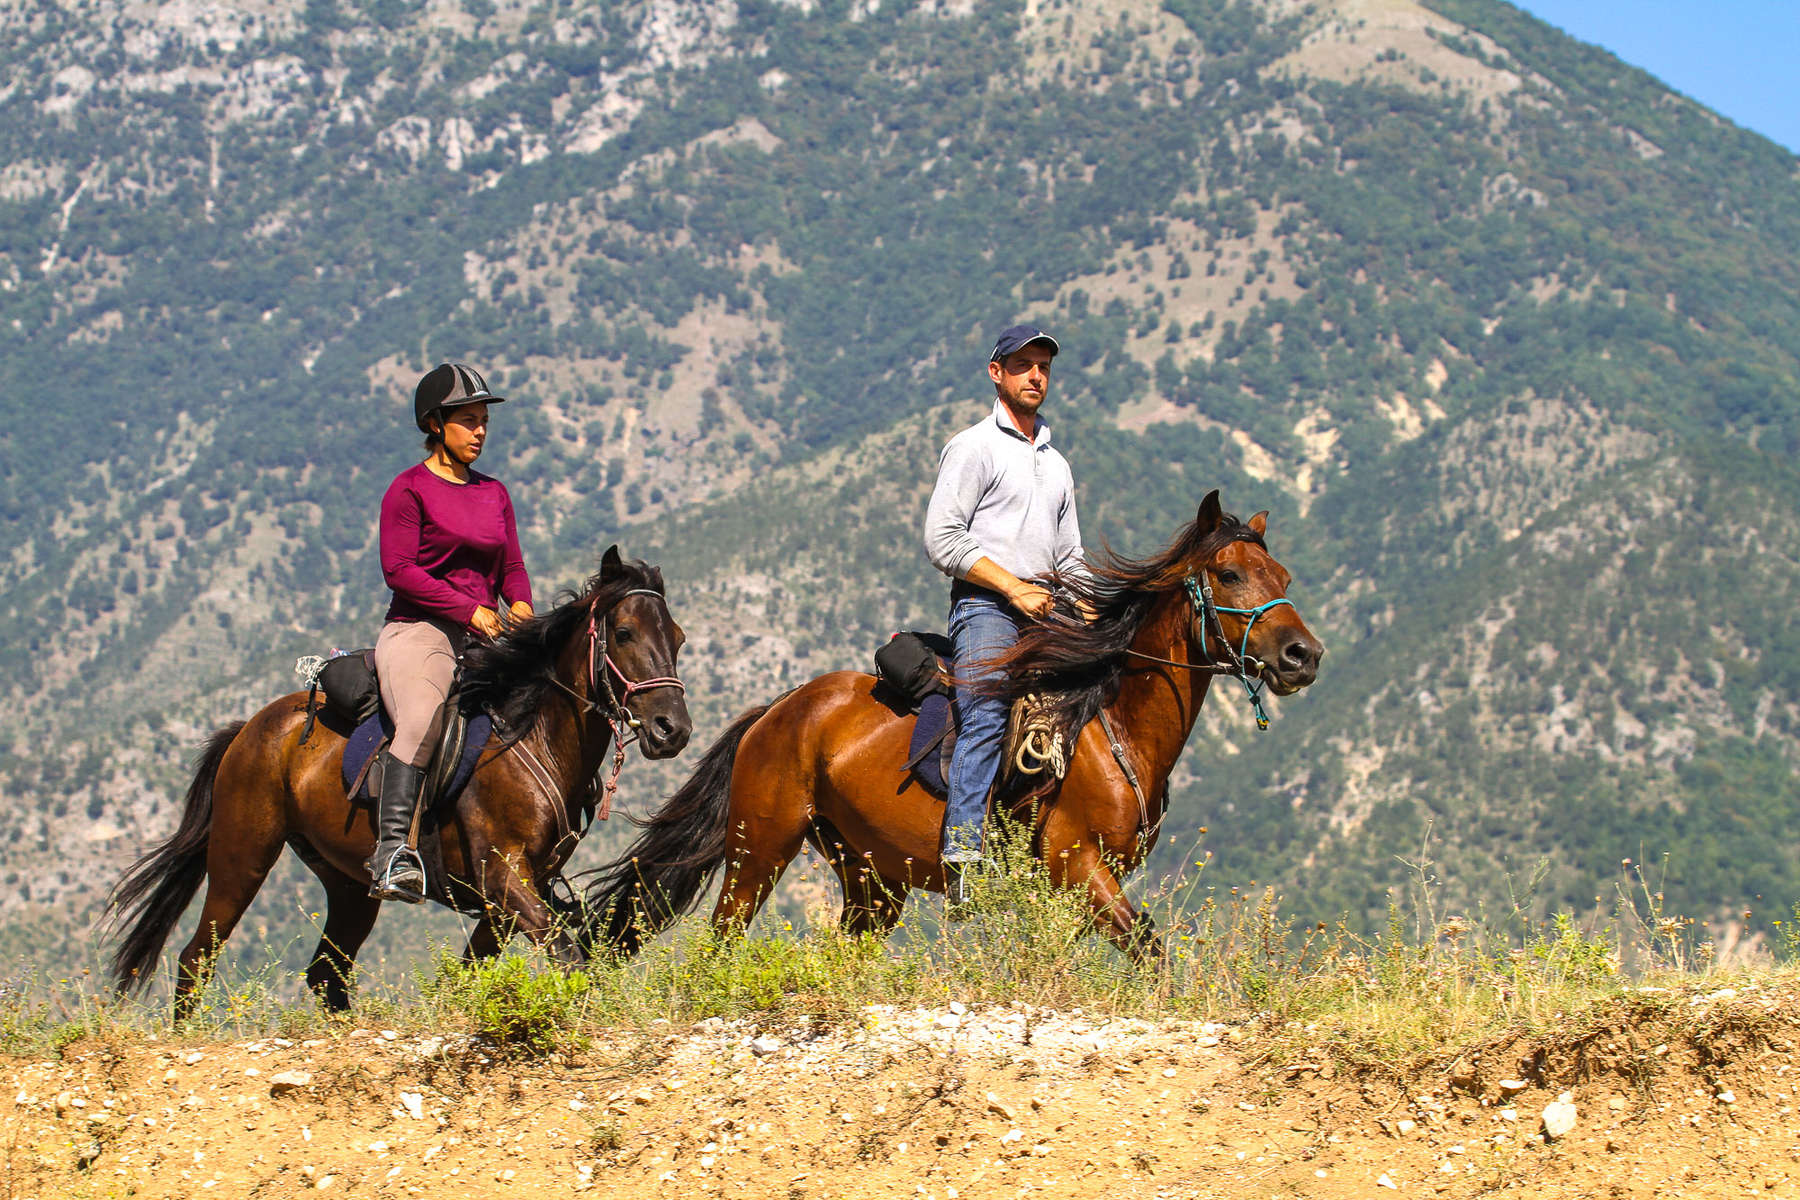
[{"left": 5, "top": 978, "right": 1798, "bottom": 1199}]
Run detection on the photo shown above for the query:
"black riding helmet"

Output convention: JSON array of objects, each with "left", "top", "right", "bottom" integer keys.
[{"left": 413, "top": 362, "right": 507, "bottom": 432}]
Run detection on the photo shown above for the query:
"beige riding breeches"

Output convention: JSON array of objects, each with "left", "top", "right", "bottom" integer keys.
[{"left": 374, "top": 618, "right": 466, "bottom": 767}]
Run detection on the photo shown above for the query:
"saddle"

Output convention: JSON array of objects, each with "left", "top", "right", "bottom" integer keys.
[
  {"left": 340, "top": 706, "right": 491, "bottom": 813},
  {"left": 872, "top": 631, "right": 1072, "bottom": 800},
  {"left": 296, "top": 650, "right": 491, "bottom": 813}
]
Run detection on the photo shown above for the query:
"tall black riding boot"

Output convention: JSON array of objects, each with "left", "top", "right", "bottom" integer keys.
[{"left": 367, "top": 751, "right": 427, "bottom": 903}]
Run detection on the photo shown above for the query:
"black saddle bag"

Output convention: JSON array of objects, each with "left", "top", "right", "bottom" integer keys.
[
  {"left": 319, "top": 649, "right": 380, "bottom": 724},
  {"left": 874, "top": 631, "right": 954, "bottom": 711}
]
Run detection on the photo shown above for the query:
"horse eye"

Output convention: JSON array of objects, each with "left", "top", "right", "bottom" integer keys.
[
  {"left": 615, "top": 626, "right": 634, "bottom": 643},
  {"left": 1219, "top": 571, "right": 1241, "bottom": 586}
]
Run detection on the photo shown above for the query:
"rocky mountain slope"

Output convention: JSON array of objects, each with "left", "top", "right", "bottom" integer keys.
[{"left": 2, "top": 0, "right": 1799, "bottom": 976}]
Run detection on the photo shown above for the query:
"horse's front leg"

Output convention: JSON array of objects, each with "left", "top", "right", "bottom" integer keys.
[
  {"left": 462, "top": 917, "right": 504, "bottom": 963},
  {"left": 473, "top": 854, "right": 585, "bottom": 967},
  {"left": 1045, "top": 820, "right": 1165, "bottom": 967}
]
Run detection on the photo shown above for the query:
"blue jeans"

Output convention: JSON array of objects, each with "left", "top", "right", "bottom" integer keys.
[{"left": 942, "top": 591, "right": 1020, "bottom": 862}]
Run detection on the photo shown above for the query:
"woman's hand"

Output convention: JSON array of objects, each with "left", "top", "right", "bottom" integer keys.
[
  {"left": 470, "top": 606, "right": 505, "bottom": 639},
  {"left": 509, "top": 600, "right": 534, "bottom": 624}
]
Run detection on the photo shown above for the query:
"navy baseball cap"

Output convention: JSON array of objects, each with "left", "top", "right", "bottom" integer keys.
[{"left": 989, "top": 325, "right": 1060, "bottom": 362}]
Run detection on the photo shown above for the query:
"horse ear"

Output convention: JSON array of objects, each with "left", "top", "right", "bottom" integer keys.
[
  {"left": 1248, "top": 510, "right": 1269, "bottom": 536},
  {"left": 601, "top": 545, "right": 623, "bottom": 578},
  {"left": 1195, "top": 490, "right": 1222, "bottom": 534}
]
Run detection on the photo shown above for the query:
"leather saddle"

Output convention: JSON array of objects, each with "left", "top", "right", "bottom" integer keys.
[{"left": 342, "top": 703, "right": 490, "bottom": 814}]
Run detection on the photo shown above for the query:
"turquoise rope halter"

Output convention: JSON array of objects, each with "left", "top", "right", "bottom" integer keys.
[{"left": 1183, "top": 572, "right": 1294, "bottom": 730}]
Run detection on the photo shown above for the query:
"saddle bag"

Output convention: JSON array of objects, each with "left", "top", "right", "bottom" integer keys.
[
  {"left": 874, "top": 631, "right": 954, "bottom": 711},
  {"left": 319, "top": 649, "right": 380, "bottom": 724}
]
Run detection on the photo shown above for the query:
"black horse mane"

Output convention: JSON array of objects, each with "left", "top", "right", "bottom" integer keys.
[
  {"left": 984, "top": 510, "right": 1266, "bottom": 740},
  {"left": 459, "top": 557, "right": 666, "bottom": 733}
]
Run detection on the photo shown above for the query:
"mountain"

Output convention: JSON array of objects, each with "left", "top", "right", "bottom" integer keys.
[{"left": 3, "top": 0, "right": 1798, "bottom": 979}]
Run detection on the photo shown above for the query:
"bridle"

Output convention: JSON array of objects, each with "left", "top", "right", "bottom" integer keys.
[
  {"left": 582, "top": 588, "right": 686, "bottom": 734},
  {"left": 1121, "top": 569, "right": 1295, "bottom": 731},
  {"left": 545, "top": 586, "right": 687, "bottom": 818}
]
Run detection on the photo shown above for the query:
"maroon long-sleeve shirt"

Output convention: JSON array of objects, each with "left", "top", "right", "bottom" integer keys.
[{"left": 379, "top": 462, "right": 533, "bottom": 626}]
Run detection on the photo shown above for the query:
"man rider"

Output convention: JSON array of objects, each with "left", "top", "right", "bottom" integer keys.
[{"left": 923, "top": 324, "right": 1085, "bottom": 909}]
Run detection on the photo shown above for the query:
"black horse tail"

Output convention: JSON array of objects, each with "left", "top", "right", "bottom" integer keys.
[
  {"left": 579, "top": 703, "right": 769, "bottom": 959},
  {"left": 105, "top": 721, "right": 242, "bottom": 994}
]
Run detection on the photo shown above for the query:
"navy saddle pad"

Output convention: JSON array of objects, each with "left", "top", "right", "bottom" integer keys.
[
  {"left": 342, "top": 711, "right": 492, "bottom": 808},
  {"left": 906, "top": 692, "right": 952, "bottom": 797}
]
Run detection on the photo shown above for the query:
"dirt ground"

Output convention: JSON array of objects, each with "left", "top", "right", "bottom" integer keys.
[{"left": 5, "top": 984, "right": 1798, "bottom": 1199}]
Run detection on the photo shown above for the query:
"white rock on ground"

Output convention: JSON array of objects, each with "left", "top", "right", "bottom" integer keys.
[{"left": 1542, "top": 1097, "right": 1578, "bottom": 1140}]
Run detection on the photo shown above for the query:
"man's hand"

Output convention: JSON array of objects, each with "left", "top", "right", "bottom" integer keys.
[
  {"left": 962, "top": 557, "right": 1060, "bottom": 621},
  {"left": 508, "top": 600, "right": 535, "bottom": 625},
  {"left": 1009, "top": 584, "right": 1056, "bottom": 620},
  {"left": 470, "top": 606, "right": 505, "bottom": 639}
]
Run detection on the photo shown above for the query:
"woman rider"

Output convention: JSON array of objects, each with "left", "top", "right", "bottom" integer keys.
[{"left": 369, "top": 363, "right": 534, "bottom": 902}]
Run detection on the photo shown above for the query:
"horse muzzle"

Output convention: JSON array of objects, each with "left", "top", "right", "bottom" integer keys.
[
  {"left": 1261, "top": 633, "right": 1323, "bottom": 695},
  {"left": 636, "top": 708, "right": 692, "bottom": 759}
]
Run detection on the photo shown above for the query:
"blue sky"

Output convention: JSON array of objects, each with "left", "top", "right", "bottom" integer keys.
[{"left": 1511, "top": 1, "right": 1799, "bottom": 152}]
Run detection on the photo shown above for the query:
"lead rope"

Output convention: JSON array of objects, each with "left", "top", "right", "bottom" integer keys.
[
  {"left": 589, "top": 617, "right": 630, "bottom": 820},
  {"left": 1011, "top": 694, "right": 1069, "bottom": 778}
]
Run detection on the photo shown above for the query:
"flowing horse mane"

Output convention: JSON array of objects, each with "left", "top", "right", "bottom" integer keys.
[
  {"left": 985, "top": 509, "right": 1266, "bottom": 740},
  {"left": 459, "top": 556, "right": 666, "bottom": 733}
]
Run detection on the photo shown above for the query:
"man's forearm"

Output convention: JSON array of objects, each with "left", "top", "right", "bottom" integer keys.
[
  {"left": 961, "top": 556, "right": 1029, "bottom": 601},
  {"left": 961, "top": 557, "right": 1055, "bottom": 618}
]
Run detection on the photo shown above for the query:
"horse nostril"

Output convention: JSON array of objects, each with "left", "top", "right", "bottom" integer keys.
[
  {"left": 1282, "top": 640, "right": 1315, "bottom": 668},
  {"left": 652, "top": 716, "right": 675, "bottom": 741}
]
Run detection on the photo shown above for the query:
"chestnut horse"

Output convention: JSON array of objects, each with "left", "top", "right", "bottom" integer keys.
[
  {"left": 580, "top": 493, "right": 1321, "bottom": 960},
  {"left": 106, "top": 548, "right": 691, "bottom": 1020}
]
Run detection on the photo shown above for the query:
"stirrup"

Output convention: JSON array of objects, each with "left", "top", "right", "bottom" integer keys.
[
  {"left": 944, "top": 859, "right": 981, "bottom": 922},
  {"left": 368, "top": 846, "right": 427, "bottom": 904}
]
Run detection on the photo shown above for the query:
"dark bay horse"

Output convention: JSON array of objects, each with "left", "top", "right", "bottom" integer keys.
[
  {"left": 106, "top": 547, "right": 691, "bottom": 1019},
  {"left": 580, "top": 493, "right": 1321, "bottom": 960}
]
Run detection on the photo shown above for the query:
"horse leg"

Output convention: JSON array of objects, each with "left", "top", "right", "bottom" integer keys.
[
  {"left": 462, "top": 917, "right": 505, "bottom": 963},
  {"left": 302, "top": 862, "right": 382, "bottom": 1013},
  {"left": 474, "top": 856, "right": 583, "bottom": 967},
  {"left": 173, "top": 800, "right": 286, "bottom": 1023},
  {"left": 822, "top": 842, "right": 908, "bottom": 937},
  {"left": 710, "top": 800, "right": 810, "bottom": 938},
  {"left": 1051, "top": 841, "right": 1165, "bottom": 967},
  {"left": 839, "top": 867, "right": 908, "bottom": 937}
]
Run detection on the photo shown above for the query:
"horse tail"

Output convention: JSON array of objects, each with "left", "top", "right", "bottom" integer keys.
[
  {"left": 580, "top": 703, "right": 769, "bottom": 959},
  {"left": 105, "top": 721, "right": 243, "bottom": 994}
]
